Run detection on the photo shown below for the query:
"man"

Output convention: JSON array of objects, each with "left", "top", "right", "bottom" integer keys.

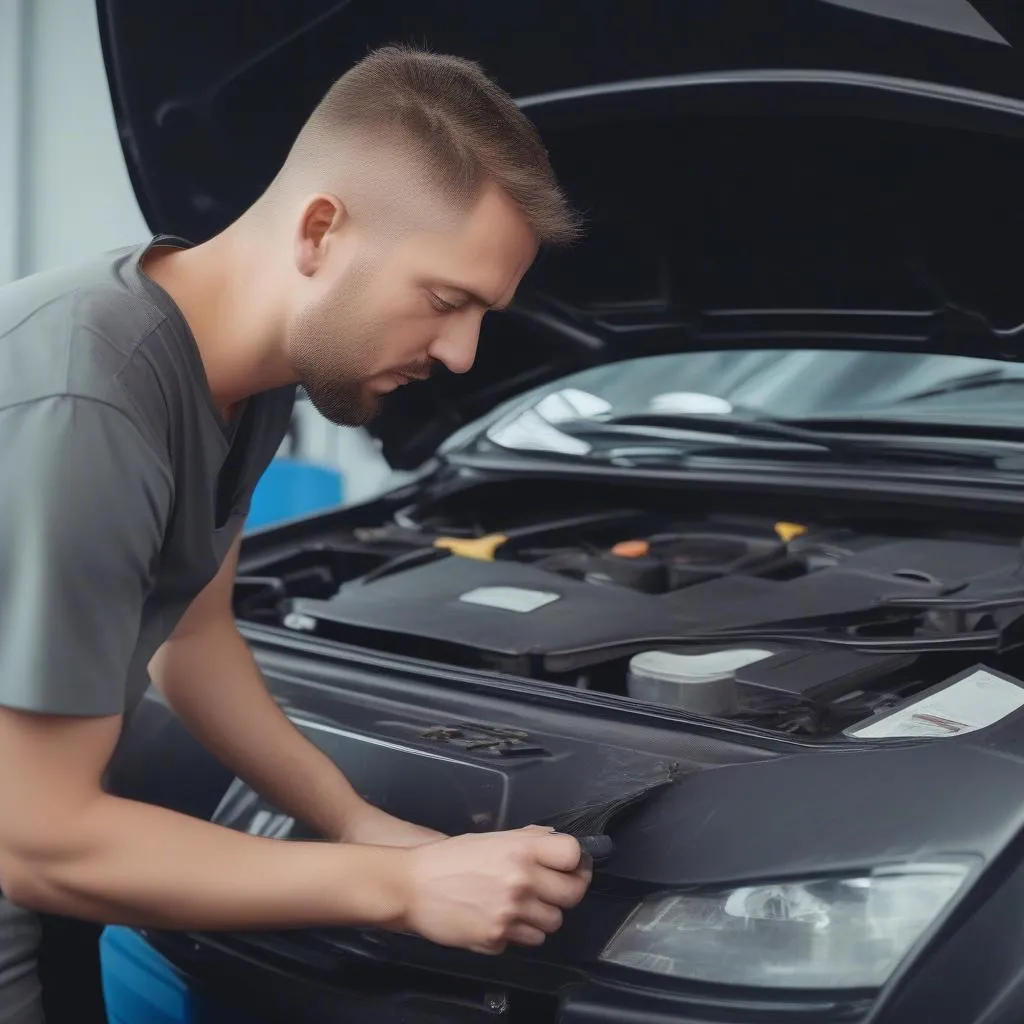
[{"left": 0, "top": 45, "right": 589, "bottom": 1022}]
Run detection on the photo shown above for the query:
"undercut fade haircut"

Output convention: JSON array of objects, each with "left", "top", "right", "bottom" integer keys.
[{"left": 281, "top": 45, "right": 582, "bottom": 246}]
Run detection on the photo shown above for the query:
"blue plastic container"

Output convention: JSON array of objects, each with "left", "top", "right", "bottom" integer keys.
[
  {"left": 100, "top": 927, "right": 252, "bottom": 1024},
  {"left": 245, "top": 457, "right": 344, "bottom": 531}
]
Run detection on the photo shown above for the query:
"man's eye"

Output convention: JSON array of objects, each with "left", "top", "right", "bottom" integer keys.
[{"left": 429, "top": 293, "right": 460, "bottom": 314}]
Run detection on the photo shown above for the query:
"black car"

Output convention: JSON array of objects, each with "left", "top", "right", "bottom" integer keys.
[{"left": 95, "top": 1, "right": 1024, "bottom": 1022}]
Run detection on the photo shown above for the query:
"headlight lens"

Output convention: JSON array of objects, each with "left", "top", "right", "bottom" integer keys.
[{"left": 600, "top": 862, "right": 971, "bottom": 989}]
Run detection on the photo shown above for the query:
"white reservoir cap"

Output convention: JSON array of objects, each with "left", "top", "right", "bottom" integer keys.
[
  {"left": 627, "top": 648, "right": 774, "bottom": 716},
  {"left": 630, "top": 648, "right": 773, "bottom": 683}
]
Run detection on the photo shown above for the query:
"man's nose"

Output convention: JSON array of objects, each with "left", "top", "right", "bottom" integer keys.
[{"left": 428, "top": 315, "right": 481, "bottom": 376}]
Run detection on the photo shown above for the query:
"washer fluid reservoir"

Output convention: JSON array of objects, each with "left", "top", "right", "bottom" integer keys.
[{"left": 627, "top": 648, "right": 774, "bottom": 715}]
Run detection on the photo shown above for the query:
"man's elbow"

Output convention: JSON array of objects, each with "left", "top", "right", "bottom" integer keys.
[
  {"left": 0, "top": 826, "right": 91, "bottom": 915},
  {"left": 0, "top": 850, "right": 57, "bottom": 912}
]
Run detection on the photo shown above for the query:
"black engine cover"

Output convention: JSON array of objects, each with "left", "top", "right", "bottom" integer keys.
[
  {"left": 291, "top": 556, "right": 690, "bottom": 674},
  {"left": 289, "top": 534, "right": 1023, "bottom": 677}
]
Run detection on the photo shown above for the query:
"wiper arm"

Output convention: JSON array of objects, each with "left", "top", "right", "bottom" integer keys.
[
  {"left": 596, "top": 441, "right": 996, "bottom": 469},
  {"left": 894, "top": 369, "right": 1024, "bottom": 404},
  {"left": 566, "top": 414, "right": 999, "bottom": 468},
  {"left": 603, "top": 412, "right": 842, "bottom": 448}
]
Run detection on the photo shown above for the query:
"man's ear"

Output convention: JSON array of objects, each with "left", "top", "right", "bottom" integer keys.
[{"left": 295, "top": 194, "right": 348, "bottom": 277}]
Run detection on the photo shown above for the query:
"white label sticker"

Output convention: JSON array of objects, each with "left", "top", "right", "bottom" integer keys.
[
  {"left": 459, "top": 586, "right": 560, "bottom": 613},
  {"left": 849, "top": 668, "right": 1024, "bottom": 739}
]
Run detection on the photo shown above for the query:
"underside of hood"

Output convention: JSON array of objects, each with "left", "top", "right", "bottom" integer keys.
[{"left": 96, "top": 0, "right": 1024, "bottom": 467}]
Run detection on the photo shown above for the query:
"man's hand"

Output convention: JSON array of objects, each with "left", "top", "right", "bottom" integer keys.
[
  {"left": 0, "top": 711, "right": 588, "bottom": 946},
  {"left": 397, "top": 825, "right": 592, "bottom": 954},
  {"left": 142, "top": 532, "right": 594, "bottom": 953}
]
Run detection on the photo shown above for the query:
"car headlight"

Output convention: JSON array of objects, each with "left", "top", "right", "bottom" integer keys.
[{"left": 600, "top": 862, "right": 971, "bottom": 989}]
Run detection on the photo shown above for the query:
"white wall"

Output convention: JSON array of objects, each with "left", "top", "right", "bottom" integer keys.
[
  {"left": 0, "top": 0, "right": 25, "bottom": 286},
  {"left": 1, "top": 0, "right": 390, "bottom": 503},
  {"left": 16, "top": 0, "right": 150, "bottom": 276}
]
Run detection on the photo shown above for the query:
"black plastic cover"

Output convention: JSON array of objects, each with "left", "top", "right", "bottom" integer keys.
[
  {"left": 287, "top": 535, "right": 1021, "bottom": 673},
  {"left": 291, "top": 556, "right": 692, "bottom": 674}
]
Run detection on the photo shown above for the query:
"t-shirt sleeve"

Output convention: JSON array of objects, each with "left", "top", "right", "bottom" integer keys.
[{"left": 0, "top": 396, "right": 172, "bottom": 716}]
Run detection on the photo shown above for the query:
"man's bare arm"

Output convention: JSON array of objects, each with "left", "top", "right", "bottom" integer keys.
[
  {"left": 0, "top": 406, "right": 588, "bottom": 948},
  {"left": 0, "top": 708, "right": 590, "bottom": 952},
  {"left": 150, "top": 532, "right": 442, "bottom": 845},
  {"left": 0, "top": 707, "right": 409, "bottom": 930}
]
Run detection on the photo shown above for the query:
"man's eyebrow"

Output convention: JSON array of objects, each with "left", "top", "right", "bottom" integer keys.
[{"left": 435, "top": 282, "right": 510, "bottom": 311}]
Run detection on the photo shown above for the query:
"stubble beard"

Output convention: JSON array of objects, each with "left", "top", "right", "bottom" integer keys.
[
  {"left": 287, "top": 272, "right": 384, "bottom": 428},
  {"left": 286, "top": 262, "right": 436, "bottom": 428},
  {"left": 300, "top": 363, "right": 381, "bottom": 427}
]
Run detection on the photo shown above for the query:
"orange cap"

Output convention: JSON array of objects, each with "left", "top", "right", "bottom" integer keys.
[{"left": 610, "top": 539, "right": 651, "bottom": 558}]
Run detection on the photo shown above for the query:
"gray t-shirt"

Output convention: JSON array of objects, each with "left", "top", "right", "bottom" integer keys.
[
  {"left": 0, "top": 237, "right": 295, "bottom": 1019},
  {"left": 0, "top": 236, "right": 295, "bottom": 718}
]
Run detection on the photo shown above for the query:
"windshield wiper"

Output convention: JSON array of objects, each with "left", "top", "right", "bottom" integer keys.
[
  {"left": 894, "top": 369, "right": 1024, "bottom": 404},
  {"left": 604, "top": 412, "right": 847, "bottom": 447},
  {"left": 594, "top": 442, "right": 996, "bottom": 470},
  {"left": 559, "top": 414, "right": 1002, "bottom": 469}
]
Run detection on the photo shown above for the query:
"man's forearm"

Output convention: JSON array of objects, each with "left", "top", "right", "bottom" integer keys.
[
  {"left": 151, "top": 623, "right": 368, "bottom": 841},
  {"left": 3, "top": 791, "right": 409, "bottom": 931}
]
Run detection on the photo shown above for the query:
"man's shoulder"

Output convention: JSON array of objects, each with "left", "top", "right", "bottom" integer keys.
[
  {"left": 0, "top": 243, "right": 158, "bottom": 338},
  {"left": 0, "top": 244, "right": 174, "bottom": 418}
]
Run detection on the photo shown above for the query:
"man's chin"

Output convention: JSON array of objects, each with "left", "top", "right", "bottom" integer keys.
[
  {"left": 305, "top": 388, "right": 381, "bottom": 429},
  {"left": 349, "top": 398, "right": 382, "bottom": 428},
  {"left": 333, "top": 401, "right": 381, "bottom": 429}
]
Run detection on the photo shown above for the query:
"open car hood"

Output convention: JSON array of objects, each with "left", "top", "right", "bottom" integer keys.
[{"left": 97, "top": 0, "right": 1024, "bottom": 468}]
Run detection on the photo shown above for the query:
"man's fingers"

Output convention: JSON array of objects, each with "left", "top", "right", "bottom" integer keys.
[
  {"left": 530, "top": 864, "right": 590, "bottom": 909},
  {"left": 506, "top": 922, "right": 548, "bottom": 947},
  {"left": 519, "top": 899, "right": 563, "bottom": 935},
  {"left": 530, "top": 831, "right": 584, "bottom": 872},
  {"left": 470, "top": 916, "right": 551, "bottom": 952},
  {"left": 470, "top": 940, "right": 508, "bottom": 956},
  {"left": 575, "top": 859, "right": 594, "bottom": 886}
]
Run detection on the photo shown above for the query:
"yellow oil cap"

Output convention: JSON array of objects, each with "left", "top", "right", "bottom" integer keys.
[
  {"left": 774, "top": 521, "right": 808, "bottom": 543},
  {"left": 433, "top": 533, "right": 509, "bottom": 561}
]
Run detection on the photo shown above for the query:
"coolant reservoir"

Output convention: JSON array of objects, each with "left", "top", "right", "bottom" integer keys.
[{"left": 627, "top": 648, "right": 774, "bottom": 715}]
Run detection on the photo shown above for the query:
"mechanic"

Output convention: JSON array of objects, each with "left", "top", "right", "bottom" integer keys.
[{"left": 0, "top": 46, "right": 590, "bottom": 1023}]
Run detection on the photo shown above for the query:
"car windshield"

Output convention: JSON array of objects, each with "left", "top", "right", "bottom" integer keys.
[{"left": 446, "top": 349, "right": 1024, "bottom": 461}]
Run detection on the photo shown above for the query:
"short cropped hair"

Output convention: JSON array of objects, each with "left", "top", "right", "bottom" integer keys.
[{"left": 283, "top": 45, "right": 581, "bottom": 246}]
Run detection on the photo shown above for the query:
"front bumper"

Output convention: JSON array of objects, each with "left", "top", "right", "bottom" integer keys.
[{"left": 102, "top": 926, "right": 872, "bottom": 1024}]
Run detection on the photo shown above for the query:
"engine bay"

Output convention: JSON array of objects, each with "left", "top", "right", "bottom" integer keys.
[{"left": 236, "top": 479, "right": 1024, "bottom": 738}]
